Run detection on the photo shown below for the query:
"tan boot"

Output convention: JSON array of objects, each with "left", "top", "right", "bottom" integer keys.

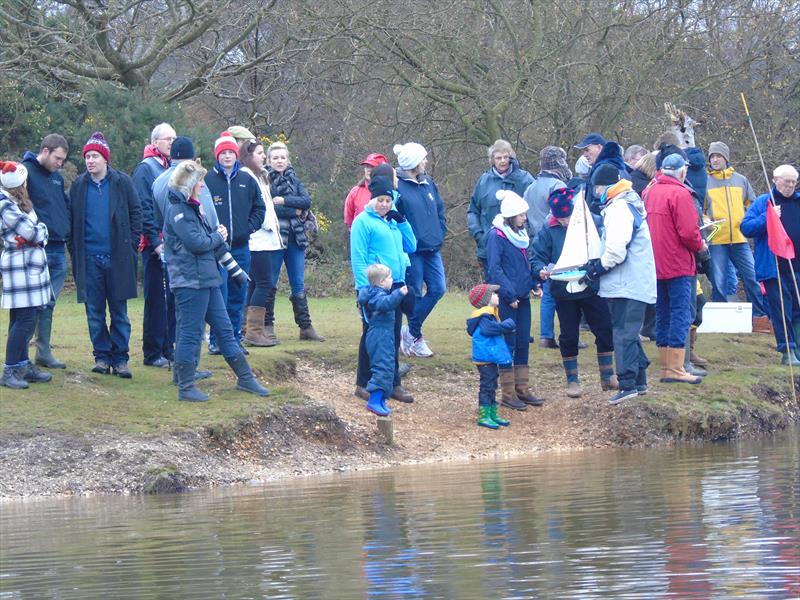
[
  {"left": 243, "top": 307, "right": 276, "bottom": 347},
  {"left": 514, "top": 365, "right": 544, "bottom": 406},
  {"left": 752, "top": 316, "right": 773, "bottom": 334},
  {"left": 500, "top": 368, "right": 527, "bottom": 410},
  {"left": 689, "top": 329, "right": 708, "bottom": 368},
  {"left": 657, "top": 347, "right": 669, "bottom": 380},
  {"left": 660, "top": 348, "right": 702, "bottom": 384}
]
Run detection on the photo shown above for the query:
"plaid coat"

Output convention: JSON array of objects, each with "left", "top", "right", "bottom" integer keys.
[{"left": 0, "top": 195, "right": 53, "bottom": 309}]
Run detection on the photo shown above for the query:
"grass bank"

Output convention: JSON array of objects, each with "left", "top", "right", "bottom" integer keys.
[{"left": 0, "top": 292, "right": 796, "bottom": 497}]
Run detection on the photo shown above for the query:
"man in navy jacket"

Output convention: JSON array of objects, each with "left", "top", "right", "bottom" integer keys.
[{"left": 22, "top": 134, "right": 70, "bottom": 369}]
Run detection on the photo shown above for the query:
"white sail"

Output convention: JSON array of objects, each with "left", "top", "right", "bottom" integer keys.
[{"left": 552, "top": 190, "right": 602, "bottom": 272}]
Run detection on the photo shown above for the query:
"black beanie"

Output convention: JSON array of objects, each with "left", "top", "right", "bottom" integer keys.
[
  {"left": 591, "top": 163, "right": 620, "bottom": 186},
  {"left": 371, "top": 163, "right": 395, "bottom": 180},
  {"left": 170, "top": 136, "right": 195, "bottom": 160},
  {"left": 656, "top": 143, "right": 687, "bottom": 170},
  {"left": 369, "top": 175, "right": 394, "bottom": 199}
]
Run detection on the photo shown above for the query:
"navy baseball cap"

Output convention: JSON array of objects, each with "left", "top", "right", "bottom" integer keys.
[{"left": 574, "top": 132, "right": 606, "bottom": 149}]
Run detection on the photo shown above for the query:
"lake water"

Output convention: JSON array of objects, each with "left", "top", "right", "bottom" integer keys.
[{"left": 1, "top": 431, "right": 798, "bottom": 599}]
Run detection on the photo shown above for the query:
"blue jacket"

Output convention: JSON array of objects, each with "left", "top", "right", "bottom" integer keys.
[
  {"left": 132, "top": 156, "right": 169, "bottom": 249},
  {"left": 466, "top": 306, "right": 515, "bottom": 365},
  {"left": 486, "top": 228, "right": 533, "bottom": 304},
  {"left": 21, "top": 151, "right": 69, "bottom": 244},
  {"left": 163, "top": 188, "right": 226, "bottom": 290},
  {"left": 587, "top": 142, "right": 630, "bottom": 211},
  {"left": 530, "top": 214, "right": 604, "bottom": 300},
  {"left": 358, "top": 285, "right": 405, "bottom": 330},
  {"left": 350, "top": 202, "right": 417, "bottom": 289},
  {"left": 205, "top": 163, "right": 265, "bottom": 248},
  {"left": 396, "top": 169, "right": 447, "bottom": 252},
  {"left": 467, "top": 159, "right": 535, "bottom": 258},
  {"left": 741, "top": 188, "right": 800, "bottom": 280}
]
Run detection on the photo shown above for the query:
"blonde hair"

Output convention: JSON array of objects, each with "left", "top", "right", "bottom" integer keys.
[
  {"left": 267, "top": 141, "right": 290, "bottom": 164},
  {"left": 487, "top": 139, "right": 515, "bottom": 161},
  {"left": 366, "top": 263, "right": 392, "bottom": 286},
  {"left": 635, "top": 151, "right": 658, "bottom": 179}
]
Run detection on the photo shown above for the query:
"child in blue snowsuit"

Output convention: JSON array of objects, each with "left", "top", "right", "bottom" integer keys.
[
  {"left": 357, "top": 263, "right": 408, "bottom": 416},
  {"left": 466, "top": 283, "right": 516, "bottom": 429}
]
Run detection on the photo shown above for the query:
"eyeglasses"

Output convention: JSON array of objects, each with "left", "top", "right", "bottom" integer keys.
[{"left": 158, "top": 137, "right": 176, "bottom": 143}]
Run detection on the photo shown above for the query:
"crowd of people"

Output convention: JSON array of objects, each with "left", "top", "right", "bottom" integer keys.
[{"left": 1, "top": 123, "right": 798, "bottom": 430}]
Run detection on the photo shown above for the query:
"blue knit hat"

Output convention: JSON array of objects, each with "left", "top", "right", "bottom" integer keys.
[{"left": 170, "top": 136, "right": 195, "bottom": 160}]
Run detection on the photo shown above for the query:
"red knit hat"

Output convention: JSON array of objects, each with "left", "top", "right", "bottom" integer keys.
[
  {"left": 469, "top": 283, "right": 500, "bottom": 308},
  {"left": 214, "top": 131, "right": 239, "bottom": 160},
  {"left": 83, "top": 131, "right": 111, "bottom": 162}
]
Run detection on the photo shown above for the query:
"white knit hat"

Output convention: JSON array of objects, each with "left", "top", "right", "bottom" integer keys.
[
  {"left": 0, "top": 161, "right": 28, "bottom": 190},
  {"left": 393, "top": 142, "right": 427, "bottom": 171},
  {"left": 496, "top": 190, "right": 529, "bottom": 218}
]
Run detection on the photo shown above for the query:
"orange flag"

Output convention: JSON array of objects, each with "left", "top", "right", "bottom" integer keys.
[{"left": 766, "top": 202, "right": 795, "bottom": 259}]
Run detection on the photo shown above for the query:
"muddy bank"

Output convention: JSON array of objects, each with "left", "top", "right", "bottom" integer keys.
[{"left": 1, "top": 361, "right": 797, "bottom": 499}]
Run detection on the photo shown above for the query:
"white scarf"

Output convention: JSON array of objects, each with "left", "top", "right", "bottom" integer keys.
[{"left": 492, "top": 214, "right": 529, "bottom": 249}]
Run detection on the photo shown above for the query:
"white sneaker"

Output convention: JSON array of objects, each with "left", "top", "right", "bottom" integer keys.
[
  {"left": 409, "top": 336, "right": 434, "bottom": 357},
  {"left": 400, "top": 325, "right": 414, "bottom": 357}
]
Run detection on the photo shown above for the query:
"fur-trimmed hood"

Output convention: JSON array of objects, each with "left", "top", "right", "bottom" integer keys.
[{"left": 169, "top": 160, "right": 206, "bottom": 200}]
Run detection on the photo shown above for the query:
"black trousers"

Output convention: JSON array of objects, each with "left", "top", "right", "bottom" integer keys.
[
  {"left": 554, "top": 294, "right": 614, "bottom": 358},
  {"left": 477, "top": 364, "right": 499, "bottom": 407},
  {"left": 6, "top": 306, "right": 37, "bottom": 365}
]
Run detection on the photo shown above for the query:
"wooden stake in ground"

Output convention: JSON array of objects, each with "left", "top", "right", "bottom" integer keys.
[{"left": 740, "top": 93, "right": 798, "bottom": 406}]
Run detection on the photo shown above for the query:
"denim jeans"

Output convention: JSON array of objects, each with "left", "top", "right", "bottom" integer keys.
[
  {"left": 6, "top": 307, "right": 38, "bottom": 365},
  {"left": 607, "top": 298, "right": 650, "bottom": 390},
  {"left": 246, "top": 250, "right": 275, "bottom": 308},
  {"left": 270, "top": 242, "right": 306, "bottom": 296},
  {"left": 764, "top": 272, "right": 800, "bottom": 352},
  {"left": 477, "top": 364, "right": 499, "bottom": 407},
  {"left": 45, "top": 243, "right": 67, "bottom": 306},
  {"left": 656, "top": 276, "right": 693, "bottom": 348},
  {"left": 709, "top": 243, "right": 766, "bottom": 316},
  {"left": 406, "top": 250, "right": 447, "bottom": 338},
  {"left": 84, "top": 254, "right": 131, "bottom": 365},
  {"left": 540, "top": 279, "right": 557, "bottom": 340},
  {"left": 211, "top": 244, "right": 251, "bottom": 346},
  {"left": 141, "top": 246, "right": 176, "bottom": 362},
  {"left": 173, "top": 286, "right": 241, "bottom": 364},
  {"left": 498, "top": 296, "right": 531, "bottom": 366}
]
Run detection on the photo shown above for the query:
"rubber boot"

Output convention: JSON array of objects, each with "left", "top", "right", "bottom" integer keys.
[
  {"left": 225, "top": 352, "right": 270, "bottom": 396},
  {"left": 781, "top": 351, "right": 800, "bottom": 366},
  {"left": 1, "top": 364, "right": 29, "bottom": 389},
  {"left": 597, "top": 351, "right": 618, "bottom": 390},
  {"left": 23, "top": 362, "right": 52, "bottom": 383},
  {"left": 367, "top": 390, "right": 390, "bottom": 416},
  {"left": 499, "top": 368, "right": 527, "bottom": 411},
  {"left": 562, "top": 356, "right": 581, "bottom": 398},
  {"left": 243, "top": 306, "right": 276, "bottom": 347},
  {"left": 514, "top": 365, "right": 544, "bottom": 406},
  {"left": 488, "top": 403, "right": 510, "bottom": 427},
  {"left": 689, "top": 328, "right": 708, "bottom": 368},
  {"left": 175, "top": 362, "right": 209, "bottom": 402},
  {"left": 683, "top": 329, "right": 707, "bottom": 377},
  {"left": 477, "top": 405, "right": 499, "bottom": 429},
  {"left": 291, "top": 292, "right": 325, "bottom": 341},
  {"left": 263, "top": 288, "right": 280, "bottom": 345},
  {"left": 660, "top": 348, "right": 702, "bottom": 384},
  {"left": 34, "top": 307, "right": 66, "bottom": 368}
]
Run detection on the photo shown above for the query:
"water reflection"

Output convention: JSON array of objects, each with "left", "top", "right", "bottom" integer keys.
[{"left": 1, "top": 432, "right": 798, "bottom": 599}]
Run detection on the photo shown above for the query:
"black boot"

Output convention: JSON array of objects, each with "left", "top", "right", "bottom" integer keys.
[
  {"left": 290, "top": 292, "right": 325, "bottom": 341},
  {"left": 175, "top": 362, "right": 209, "bottom": 402},
  {"left": 263, "top": 288, "right": 280, "bottom": 345},
  {"left": 225, "top": 353, "right": 270, "bottom": 396},
  {"left": 35, "top": 307, "right": 66, "bottom": 368}
]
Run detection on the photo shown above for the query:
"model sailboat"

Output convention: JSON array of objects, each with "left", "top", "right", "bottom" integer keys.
[{"left": 550, "top": 189, "right": 602, "bottom": 292}]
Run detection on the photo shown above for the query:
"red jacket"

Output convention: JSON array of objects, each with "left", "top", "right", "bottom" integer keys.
[
  {"left": 643, "top": 173, "right": 704, "bottom": 280},
  {"left": 343, "top": 181, "right": 371, "bottom": 230}
]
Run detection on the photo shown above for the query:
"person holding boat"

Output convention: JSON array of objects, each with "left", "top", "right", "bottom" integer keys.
[{"left": 531, "top": 187, "right": 617, "bottom": 399}]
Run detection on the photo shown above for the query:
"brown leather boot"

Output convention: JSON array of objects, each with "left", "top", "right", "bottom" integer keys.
[
  {"left": 660, "top": 348, "right": 702, "bottom": 384},
  {"left": 391, "top": 385, "right": 414, "bottom": 403},
  {"left": 752, "top": 316, "right": 773, "bottom": 334},
  {"left": 299, "top": 326, "right": 326, "bottom": 342},
  {"left": 500, "top": 368, "right": 527, "bottom": 410},
  {"left": 263, "top": 324, "right": 279, "bottom": 346},
  {"left": 514, "top": 365, "right": 544, "bottom": 406},
  {"left": 689, "top": 329, "right": 708, "bottom": 367},
  {"left": 243, "top": 307, "right": 277, "bottom": 347}
]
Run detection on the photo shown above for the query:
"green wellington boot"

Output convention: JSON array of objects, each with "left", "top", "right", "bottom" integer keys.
[
  {"left": 488, "top": 403, "right": 510, "bottom": 427},
  {"left": 477, "top": 406, "right": 499, "bottom": 429}
]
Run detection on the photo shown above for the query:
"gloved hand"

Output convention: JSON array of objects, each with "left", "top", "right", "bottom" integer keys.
[
  {"left": 233, "top": 269, "right": 251, "bottom": 287},
  {"left": 500, "top": 318, "right": 516, "bottom": 333},
  {"left": 579, "top": 258, "right": 608, "bottom": 284},
  {"left": 385, "top": 209, "right": 405, "bottom": 223}
]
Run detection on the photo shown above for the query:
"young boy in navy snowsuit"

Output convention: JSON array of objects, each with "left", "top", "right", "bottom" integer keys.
[
  {"left": 357, "top": 264, "right": 408, "bottom": 416},
  {"left": 466, "top": 283, "right": 516, "bottom": 429}
]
